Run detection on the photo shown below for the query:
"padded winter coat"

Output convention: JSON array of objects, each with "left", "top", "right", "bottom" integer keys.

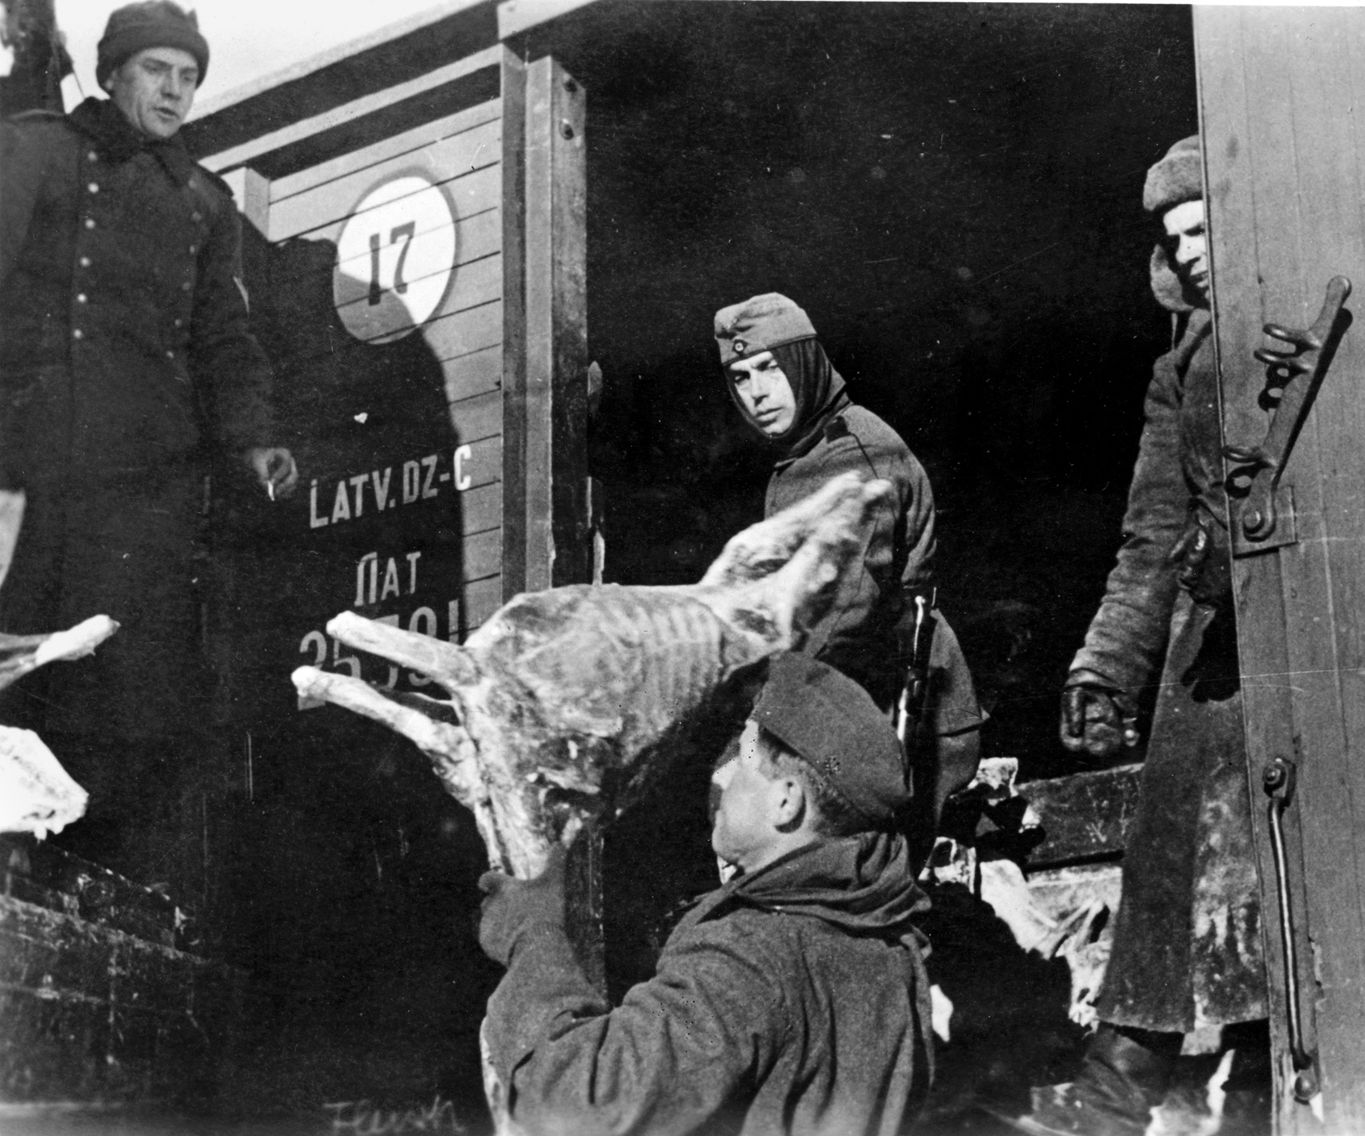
[{"left": 486, "top": 832, "right": 934, "bottom": 1136}]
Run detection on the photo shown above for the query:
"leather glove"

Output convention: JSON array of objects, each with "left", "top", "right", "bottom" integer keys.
[
  {"left": 1059, "top": 669, "right": 1140, "bottom": 758},
  {"left": 478, "top": 845, "right": 569, "bottom": 967},
  {"left": 1167, "top": 518, "right": 1232, "bottom": 608}
]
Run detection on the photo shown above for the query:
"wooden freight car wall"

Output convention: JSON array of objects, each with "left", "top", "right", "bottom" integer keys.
[
  {"left": 200, "top": 44, "right": 588, "bottom": 773},
  {"left": 199, "top": 49, "right": 523, "bottom": 790},
  {"left": 215, "top": 83, "right": 505, "bottom": 686}
]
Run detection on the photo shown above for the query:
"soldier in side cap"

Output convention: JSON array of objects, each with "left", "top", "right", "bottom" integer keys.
[
  {"left": 478, "top": 653, "right": 934, "bottom": 1136},
  {"left": 1011, "top": 137, "right": 1269, "bottom": 1136},
  {"left": 714, "top": 292, "right": 985, "bottom": 848},
  {"left": 0, "top": 2, "right": 297, "bottom": 893}
]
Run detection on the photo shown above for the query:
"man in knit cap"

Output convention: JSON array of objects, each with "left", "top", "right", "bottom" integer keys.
[
  {"left": 1013, "top": 137, "right": 1269, "bottom": 1136},
  {"left": 714, "top": 292, "right": 985, "bottom": 852},
  {"left": 478, "top": 652, "right": 934, "bottom": 1136},
  {"left": 0, "top": 2, "right": 296, "bottom": 892}
]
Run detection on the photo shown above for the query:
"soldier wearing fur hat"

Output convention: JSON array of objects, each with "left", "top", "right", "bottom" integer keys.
[
  {"left": 714, "top": 292, "right": 985, "bottom": 844},
  {"left": 478, "top": 653, "right": 934, "bottom": 1136},
  {"left": 0, "top": 2, "right": 296, "bottom": 891},
  {"left": 1014, "top": 137, "right": 1268, "bottom": 1136}
]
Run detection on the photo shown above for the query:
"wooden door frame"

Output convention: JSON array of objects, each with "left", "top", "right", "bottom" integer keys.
[
  {"left": 500, "top": 49, "right": 591, "bottom": 598},
  {"left": 1197, "top": 8, "right": 1365, "bottom": 1131}
]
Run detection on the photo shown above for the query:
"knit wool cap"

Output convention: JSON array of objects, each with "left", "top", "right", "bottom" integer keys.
[
  {"left": 714, "top": 293, "right": 818, "bottom": 365},
  {"left": 1143, "top": 135, "right": 1202, "bottom": 214},
  {"left": 97, "top": 1, "right": 209, "bottom": 88},
  {"left": 753, "top": 653, "right": 910, "bottom": 826}
]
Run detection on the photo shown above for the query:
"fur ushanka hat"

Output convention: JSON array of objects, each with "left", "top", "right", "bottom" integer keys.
[{"left": 1145, "top": 135, "right": 1206, "bottom": 312}]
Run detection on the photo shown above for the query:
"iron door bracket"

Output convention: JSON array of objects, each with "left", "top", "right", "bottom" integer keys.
[{"left": 1224, "top": 276, "right": 1352, "bottom": 557}]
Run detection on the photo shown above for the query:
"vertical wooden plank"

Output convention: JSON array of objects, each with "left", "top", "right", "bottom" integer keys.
[
  {"left": 1279, "top": 16, "right": 1365, "bottom": 1123},
  {"left": 524, "top": 52, "right": 600, "bottom": 991},
  {"left": 524, "top": 56, "right": 590, "bottom": 589},
  {"left": 499, "top": 49, "right": 601, "bottom": 993},
  {"left": 1197, "top": 8, "right": 1365, "bottom": 1131},
  {"left": 1196, "top": 17, "right": 1317, "bottom": 1132},
  {"left": 236, "top": 167, "right": 271, "bottom": 237},
  {"left": 500, "top": 49, "right": 532, "bottom": 599}
]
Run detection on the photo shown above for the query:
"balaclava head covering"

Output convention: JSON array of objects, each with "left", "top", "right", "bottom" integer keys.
[
  {"left": 97, "top": 1, "right": 209, "bottom": 89},
  {"left": 714, "top": 293, "right": 850, "bottom": 452},
  {"left": 1144, "top": 135, "right": 1206, "bottom": 313}
]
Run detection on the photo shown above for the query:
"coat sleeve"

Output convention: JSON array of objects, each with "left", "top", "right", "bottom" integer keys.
[
  {"left": 187, "top": 175, "right": 276, "bottom": 454},
  {"left": 1070, "top": 349, "right": 1187, "bottom": 694},
  {"left": 485, "top": 919, "right": 788, "bottom": 1136}
]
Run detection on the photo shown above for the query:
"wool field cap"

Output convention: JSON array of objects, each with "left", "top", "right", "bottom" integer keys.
[
  {"left": 97, "top": 1, "right": 209, "bottom": 88},
  {"left": 1143, "top": 135, "right": 1202, "bottom": 214},
  {"left": 753, "top": 653, "right": 910, "bottom": 825},
  {"left": 714, "top": 293, "right": 818, "bottom": 365}
]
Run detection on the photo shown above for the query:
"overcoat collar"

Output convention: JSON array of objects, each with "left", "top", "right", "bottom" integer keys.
[{"left": 68, "top": 97, "right": 197, "bottom": 187}]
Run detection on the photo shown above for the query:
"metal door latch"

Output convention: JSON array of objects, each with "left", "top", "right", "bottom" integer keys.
[
  {"left": 1223, "top": 276, "right": 1352, "bottom": 553},
  {"left": 1262, "top": 755, "right": 1319, "bottom": 1103}
]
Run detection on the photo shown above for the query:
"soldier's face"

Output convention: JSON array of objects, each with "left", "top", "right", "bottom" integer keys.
[
  {"left": 728, "top": 351, "right": 797, "bottom": 437},
  {"left": 104, "top": 47, "right": 200, "bottom": 140},
  {"left": 1162, "top": 199, "right": 1209, "bottom": 302},
  {"left": 711, "top": 721, "right": 781, "bottom": 874}
]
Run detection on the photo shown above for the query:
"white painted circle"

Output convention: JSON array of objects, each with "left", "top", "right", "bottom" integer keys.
[{"left": 333, "top": 174, "right": 457, "bottom": 344}]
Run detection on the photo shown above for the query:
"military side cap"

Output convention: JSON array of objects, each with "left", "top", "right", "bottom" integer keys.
[
  {"left": 714, "top": 293, "right": 817, "bottom": 364},
  {"left": 753, "top": 653, "right": 909, "bottom": 825}
]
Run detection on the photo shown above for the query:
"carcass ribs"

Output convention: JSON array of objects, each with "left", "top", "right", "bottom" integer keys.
[{"left": 293, "top": 472, "right": 891, "bottom": 877}]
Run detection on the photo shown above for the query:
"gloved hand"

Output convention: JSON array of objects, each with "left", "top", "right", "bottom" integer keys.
[
  {"left": 478, "top": 845, "right": 569, "bottom": 967},
  {"left": 1167, "top": 518, "right": 1232, "bottom": 608},
  {"left": 1059, "top": 669, "right": 1140, "bottom": 758}
]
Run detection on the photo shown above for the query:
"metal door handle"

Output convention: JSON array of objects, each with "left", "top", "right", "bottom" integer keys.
[
  {"left": 1263, "top": 756, "right": 1319, "bottom": 1103},
  {"left": 1223, "top": 276, "right": 1352, "bottom": 544}
]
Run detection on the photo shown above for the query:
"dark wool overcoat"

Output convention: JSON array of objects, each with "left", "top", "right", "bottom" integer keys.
[
  {"left": 1073, "top": 292, "right": 1265, "bottom": 1032},
  {"left": 0, "top": 98, "right": 274, "bottom": 758},
  {"left": 486, "top": 832, "right": 934, "bottom": 1136}
]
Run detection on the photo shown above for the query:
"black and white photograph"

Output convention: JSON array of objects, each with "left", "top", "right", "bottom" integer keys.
[{"left": 2, "top": 1, "right": 1363, "bottom": 1133}]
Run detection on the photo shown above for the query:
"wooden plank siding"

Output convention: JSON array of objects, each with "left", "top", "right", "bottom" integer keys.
[
  {"left": 248, "top": 98, "right": 509, "bottom": 639},
  {"left": 193, "top": 42, "right": 502, "bottom": 177},
  {"left": 334, "top": 254, "right": 502, "bottom": 346},
  {"left": 268, "top": 99, "right": 501, "bottom": 204},
  {"left": 267, "top": 119, "right": 501, "bottom": 242},
  {"left": 1197, "top": 8, "right": 1365, "bottom": 1130}
]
